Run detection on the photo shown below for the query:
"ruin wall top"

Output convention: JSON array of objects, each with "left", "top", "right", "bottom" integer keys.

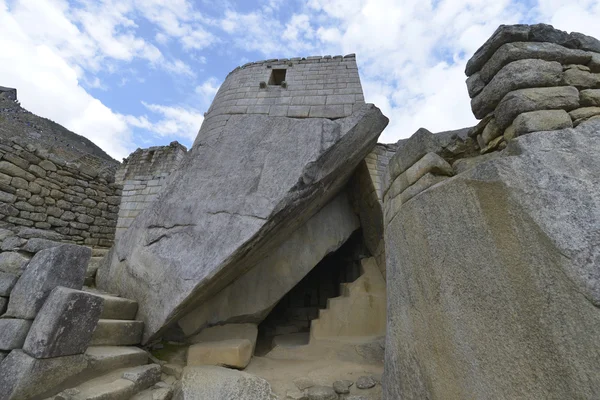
[{"left": 193, "top": 54, "right": 366, "bottom": 148}]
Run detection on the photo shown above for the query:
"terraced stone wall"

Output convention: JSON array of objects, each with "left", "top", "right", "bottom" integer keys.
[{"left": 0, "top": 136, "right": 121, "bottom": 249}]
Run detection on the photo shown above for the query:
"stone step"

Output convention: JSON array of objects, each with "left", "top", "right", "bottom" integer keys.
[
  {"left": 52, "top": 364, "right": 161, "bottom": 400},
  {"left": 84, "top": 257, "right": 105, "bottom": 287},
  {"left": 130, "top": 385, "right": 173, "bottom": 400},
  {"left": 95, "top": 293, "right": 138, "bottom": 320},
  {"left": 272, "top": 332, "right": 310, "bottom": 348},
  {"left": 325, "top": 295, "right": 345, "bottom": 310},
  {"left": 310, "top": 258, "right": 387, "bottom": 341},
  {"left": 82, "top": 287, "right": 139, "bottom": 320},
  {"left": 91, "top": 248, "right": 110, "bottom": 258},
  {"left": 91, "top": 320, "right": 144, "bottom": 346},
  {"left": 340, "top": 282, "right": 351, "bottom": 297},
  {"left": 30, "top": 348, "right": 148, "bottom": 399},
  {"left": 317, "top": 308, "right": 329, "bottom": 319},
  {"left": 85, "top": 346, "right": 149, "bottom": 374},
  {"left": 76, "top": 378, "right": 137, "bottom": 400}
]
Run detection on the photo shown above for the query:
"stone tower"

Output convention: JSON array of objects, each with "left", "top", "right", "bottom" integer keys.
[{"left": 194, "top": 55, "right": 365, "bottom": 148}]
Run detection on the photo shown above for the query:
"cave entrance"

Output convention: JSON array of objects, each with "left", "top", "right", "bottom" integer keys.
[{"left": 255, "top": 230, "right": 369, "bottom": 356}]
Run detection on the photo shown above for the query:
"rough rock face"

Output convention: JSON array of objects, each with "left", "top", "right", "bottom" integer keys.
[
  {"left": 0, "top": 350, "right": 88, "bottom": 400},
  {"left": 22, "top": 287, "right": 104, "bottom": 358},
  {"left": 173, "top": 366, "right": 277, "bottom": 400},
  {"left": 4, "top": 244, "right": 91, "bottom": 319},
  {"left": 177, "top": 191, "right": 359, "bottom": 336},
  {"left": 0, "top": 319, "right": 32, "bottom": 350},
  {"left": 383, "top": 121, "right": 600, "bottom": 399},
  {"left": 99, "top": 105, "right": 388, "bottom": 342}
]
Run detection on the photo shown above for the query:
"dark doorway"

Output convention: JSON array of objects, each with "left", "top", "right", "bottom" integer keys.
[{"left": 255, "top": 230, "right": 370, "bottom": 355}]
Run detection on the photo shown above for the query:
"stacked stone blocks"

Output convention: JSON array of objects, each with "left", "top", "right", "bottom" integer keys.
[
  {"left": 0, "top": 244, "right": 94, "bottom": 382},
  {"left": 382, "top": 128, "right": 477, "bottom": 226},
  {"left": 466, "top": 24, "right": 600, "bottom": 152},
  {"left": 115, "top": 141, "right": 187, "bottom": 237},
  {"left": 0, "top": 136, "right": 121, "bottom": 248},
  {"left": 194, "top": 54, "right": 365, "bottom": 147},
  {"left": 364, "top": 144, "right": 396, "bottom": 202},
  {"left": 350, "top": 144, "right": 396, "bottom": 273},
  {"left": 0, "top": 241, "right": 155, "bottom": 399}
]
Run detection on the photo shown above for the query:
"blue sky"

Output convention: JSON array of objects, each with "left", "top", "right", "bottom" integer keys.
[{"left": 1, "top": 0, "right": 600, "bottom": 160}]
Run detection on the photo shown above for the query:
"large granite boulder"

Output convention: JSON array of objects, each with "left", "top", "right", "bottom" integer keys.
[
  {"left": 99, "top": 105, "right": 387, "bottom": 342},
  {"left": 0, "top": 271, "right": 18, "bottom": 296},
  {"left": 0, "top": 319, "right": 32, "bottom": 350},
  {"left": 0, "top": 252, "right": 30, "bottom": 276},
  {"left": 173, "top": 366, "right": 276, "bottom": 400},
  {"left": 22, "top": 287, "right": 104, "bottom": 358},
  {"left": 4, "top": 244, "right": 91, "bottom": 319},
  {"left": 383, "top": 120, "right": 600, "bottom": 399},
  {"left": 0, "top": 350, "right": 88, "bottom": 400},
  {"left": 177, "top": 191, "right": 359, "bottom": 336}
]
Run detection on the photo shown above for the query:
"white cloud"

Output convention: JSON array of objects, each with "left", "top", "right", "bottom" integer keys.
[
  {"left": 214, "top": 0, "right": 527, "bottom": 141},
  {"left": 220, "top": 10, "right": 281, "bottom": 53},
  {"left": 0, "top": 1, "right": 134, "bottom": 160},
  {"left": 535, "top": 0, "right": 600, "bottom": 39},
  {"left": 131, "top": 0, "right": 218, "bottom": 51},
  {"left": 0, "top": 0, "right": 212, "bottom": 160},
  {"left": 123, "top": 77, "right": 220, "bottom": 146},
  {"left": 195, "top": 77, "right": 221, "bottom": 99},
  {"left": 181, "top": 28, "right": 216, "bottom": 50},
  {"left": 141, "top": 103, "right": 204, "bottom": 142},
  {"left": 283, "top": 14, "right": 315, "bottom": 44},
  {"left": 161, "top": 59, "right": 196, "bottom": 77},
  {"left": 5, "top": 0, "right": 600, "bottom": 161},
  {"left": 155, "top": 32, "right": 169, "bottom": 44}
]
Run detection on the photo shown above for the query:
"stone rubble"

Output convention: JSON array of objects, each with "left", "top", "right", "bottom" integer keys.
[{"left": 356, "top": 376, "right": 377, "bottom": 390}]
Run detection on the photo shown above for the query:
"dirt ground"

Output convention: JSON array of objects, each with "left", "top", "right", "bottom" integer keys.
[{"left": 246, "top": 335, "right": 385, "bottom": 399}]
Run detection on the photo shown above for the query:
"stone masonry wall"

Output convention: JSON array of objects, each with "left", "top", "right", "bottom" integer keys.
[
  {"left": 0, "top": 136, "right": 121, "bottom": 249},
  {"left": 365, "top": 144, "right": 397, "bottom": 201},
  {"left": 193, "top": 54, "right": 365, "bottom": 148},
  {"left": 466, "top": 23, "right": 600, "bottom": 153},
  {"left": 349, "top": 144, "right": 396, "bottom": 276},
  {"left": 115, "top": 141, "right": 187, "bottom": 237}
]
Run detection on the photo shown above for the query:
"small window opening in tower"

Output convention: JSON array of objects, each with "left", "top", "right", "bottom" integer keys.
[{"left": 269, "top": 69, "right": 286, "bottom": 85}]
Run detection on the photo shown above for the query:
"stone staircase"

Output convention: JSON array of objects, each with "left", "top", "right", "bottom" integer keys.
[
  {"left": 41, "top": 290, "right": 173, "bottom": 400},
  {"left": 309, "top": 257, "right": 386, "bottom": 341}
]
